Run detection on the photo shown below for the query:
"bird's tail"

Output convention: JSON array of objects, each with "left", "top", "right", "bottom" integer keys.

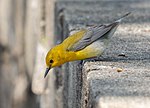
[
  {"left": 103, "top": 12, "right": 131, "bottom": 39},
  {"left": 115, "top": 12, "right": 131, "bottom": 23}
]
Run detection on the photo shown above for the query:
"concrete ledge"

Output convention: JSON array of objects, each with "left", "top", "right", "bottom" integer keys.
[
  {"left": 55, "top": 1, "right": 150, "bottom": 108},
  {"left": 84, "top": 61, "right": 150, "bottom": 108},
  {"left": 96, "top": 97, "right": 150, "bottom": 108}
]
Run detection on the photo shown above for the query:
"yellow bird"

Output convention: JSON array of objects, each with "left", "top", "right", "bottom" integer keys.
[{"left": 44, "top": 12, "right": 131, "bottom": 78}]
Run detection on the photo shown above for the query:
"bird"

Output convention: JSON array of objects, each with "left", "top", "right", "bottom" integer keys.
[{"left": 44, "top": 12, "right": 131, "bottom": 78}]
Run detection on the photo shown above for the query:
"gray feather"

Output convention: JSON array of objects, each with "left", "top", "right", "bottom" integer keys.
[
  {"left": 68, "top": 12, "right": 131, "bottom": 51},
  {"left": 68, "top": 24, "right": 116, "bottom": 51}
]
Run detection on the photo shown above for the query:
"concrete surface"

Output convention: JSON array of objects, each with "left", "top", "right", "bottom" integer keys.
[
  {"left": 96, "top": 97, "right": 150, "bottom": 108},
  {"left": 84, "top": 61, "right": 150, "bottom": 108},
  {"left": 55, "top": 0, "right": 150, "bottom": 108}
]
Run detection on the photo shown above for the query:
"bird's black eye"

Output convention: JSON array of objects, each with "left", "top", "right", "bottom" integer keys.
[{"left": 50, "top": 60, "right": 54, "bottom": 63}]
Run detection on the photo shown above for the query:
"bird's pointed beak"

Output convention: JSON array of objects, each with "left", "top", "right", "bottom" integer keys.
[{"left": 44, "top": 67, "right": 51, "bottom": 78}]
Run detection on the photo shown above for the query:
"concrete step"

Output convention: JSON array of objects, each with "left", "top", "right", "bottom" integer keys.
[
  {"left": 83, "top": 61, "right": 150, "bottom": 108},
  {"left": 55, "top": 1, "right": 150, "bottom": 108}
]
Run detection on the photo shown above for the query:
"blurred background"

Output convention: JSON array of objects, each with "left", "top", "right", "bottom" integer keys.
[{"left": 0, "top": 0, "right": 55, "bottom": 108}]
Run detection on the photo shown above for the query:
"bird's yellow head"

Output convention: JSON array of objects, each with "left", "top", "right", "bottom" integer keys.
[{"left": 44, "top": 45, "right": 65, "bottom": 78}]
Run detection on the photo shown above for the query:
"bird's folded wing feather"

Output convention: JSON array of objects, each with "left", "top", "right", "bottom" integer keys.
[
  {"left": 67, "top": 22, "right": 118, "bottom": 52},
  {"left": 62, "top": 12, "right": 130, "bottom": 52}
]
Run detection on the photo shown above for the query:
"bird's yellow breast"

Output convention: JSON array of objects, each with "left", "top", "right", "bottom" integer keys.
[
  {"left": 61, "top": 40, "right": 106, "bottom": 62},
  {"left": 59, "top": 29, "right": 107, "bottom": 61}
]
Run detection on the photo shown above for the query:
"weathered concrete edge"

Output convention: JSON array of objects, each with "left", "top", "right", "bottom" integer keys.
[
  {"left": 81, "top": 64, "right": 90, "bottom": 108},
  {"left": 55, "top": 2, "right": 85, "bottom": 108}
]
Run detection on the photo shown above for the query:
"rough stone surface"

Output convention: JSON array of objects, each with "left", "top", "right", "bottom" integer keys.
[
  {"left": 56, "top": 0, "right": 150, "bottom": 108},
  {"left": 84, "top": 61, "right": 150, "bottom": 108},
  {"left": 96, "top": 97, "right": 150, "bottom": 108}
]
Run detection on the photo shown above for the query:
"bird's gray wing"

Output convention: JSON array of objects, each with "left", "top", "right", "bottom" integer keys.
[
  {"left": 67, "top": 12, "right": 131, "bottom": 52},
  {"left": 67, "top": 22, "right": 118, "bottom": 51}
]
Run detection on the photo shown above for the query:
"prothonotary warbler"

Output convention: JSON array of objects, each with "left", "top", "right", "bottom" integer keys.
[{"left": 44, "top": 12, "right": 131, "bottom": 78}]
